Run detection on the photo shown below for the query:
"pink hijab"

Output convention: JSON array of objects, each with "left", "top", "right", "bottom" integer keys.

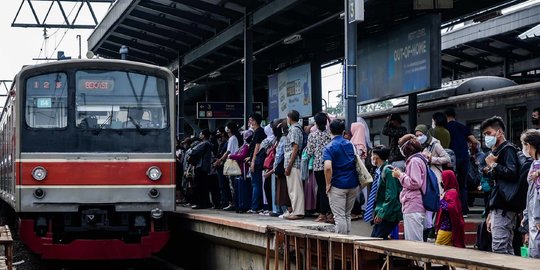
[{"left": 350, "top": 117, "right": 371, "bottom": 157}]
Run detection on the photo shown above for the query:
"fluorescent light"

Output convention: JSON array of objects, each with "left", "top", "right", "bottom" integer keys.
[{"left": 283, "top": 34, "right": 302, "bottom": 45}]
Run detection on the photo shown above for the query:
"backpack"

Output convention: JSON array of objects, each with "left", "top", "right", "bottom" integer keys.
[
  {"left": 494, "top": 143, "right": 532, "bottom": 211},
  {"left": 413, "top": 154, "right": 440, "bottom": 212},
  {"left": 443, "top": 148, "right": 456, "bottom": 171},
  {"left": 263, "top": 141, "right": 277, "bottom": 170},
  {"left": 475, "top": 221, "right": 492, "bottom": 251},
  {"left": 295, "top": 125, "right": 308, "bottom": 153}
]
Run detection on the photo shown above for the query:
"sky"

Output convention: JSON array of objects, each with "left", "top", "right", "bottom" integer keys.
[{"left": 0, "top": 1, "right": 111, "bottom": 85}]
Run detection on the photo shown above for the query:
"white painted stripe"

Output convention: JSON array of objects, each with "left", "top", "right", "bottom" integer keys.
[
  {"left": 18, "top": 185, "right": 176, "bottom": 189},
  {"left": 16, "top": 159, "right": 174, "bottom": 163}
]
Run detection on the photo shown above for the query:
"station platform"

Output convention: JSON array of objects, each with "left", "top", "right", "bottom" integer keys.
[{"left": 168, "top": 206, "right": 537, "bottom": 270}]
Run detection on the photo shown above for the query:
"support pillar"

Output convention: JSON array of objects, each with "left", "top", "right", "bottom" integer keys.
[
  {"left": 177, "top": 59, "right": 185, "bottom": 141},
  {"left": 311, "top": 58, "right": 322, "bottom": 115},
  {"left": 244, "top": 15, "right": 254, "bottom": 128},
  {"left": 344, "top": 0, "right": 358, "bottom": 129},
  {"left": 408, "top": 93, "right": 417, "bottom": 132}
]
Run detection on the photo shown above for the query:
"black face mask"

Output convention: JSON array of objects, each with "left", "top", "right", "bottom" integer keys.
[{"left": 532, "top": 118, "right": 540, "bottom": 126}]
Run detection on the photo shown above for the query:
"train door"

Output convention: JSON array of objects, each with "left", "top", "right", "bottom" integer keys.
[{"left": 507, "top": 106, "right": 527, "bottom": 146}]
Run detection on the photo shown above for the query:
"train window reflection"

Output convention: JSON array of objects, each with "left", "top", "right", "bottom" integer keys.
[
  {"left": 25, "top": 73, "right": 68, "bottom": 128},
  {"left": 75, "top": 70, "right": 168, "bottom": 130}
]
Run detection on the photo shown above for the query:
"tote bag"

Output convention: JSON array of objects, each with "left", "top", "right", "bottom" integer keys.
[{"left": 223, "top": 159, "right": 242, "bottom": 176}]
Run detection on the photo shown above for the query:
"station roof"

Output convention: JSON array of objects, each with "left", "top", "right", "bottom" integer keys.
[
  {"left": 88, "top": 0, "right": 533, "bottom": 84},
  {"left": 441, "top": 2, "right": 540, "bottom": 82}
]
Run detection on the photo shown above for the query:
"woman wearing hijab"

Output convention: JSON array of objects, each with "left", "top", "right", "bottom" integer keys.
[
  {"left": 414, "top": 124, "right": 451, "bottom": 194},
  {"left": 260, "top": 124, "right": 276, "bottom": 214},
  {"left": 392, "top": 134, "right": 426, "bottom": 242},
  {"left": 415, "top": 124, "right": 451, "bottom": 241},
  {"left": 435, "top": 170, "right": 465, "bottom": 248}
]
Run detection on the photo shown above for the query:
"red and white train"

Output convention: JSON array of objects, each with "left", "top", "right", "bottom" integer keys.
[{"left": 0, "top": 59, "right": 176, "bottom": 260}]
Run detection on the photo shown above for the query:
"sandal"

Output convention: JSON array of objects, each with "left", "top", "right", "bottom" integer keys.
[{"left": 314, "top": 214, "right": 326, "bottom": 222}]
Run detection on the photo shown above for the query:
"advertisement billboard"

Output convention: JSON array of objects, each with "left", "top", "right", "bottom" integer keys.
[
  {"left": 268, "top": 62, "right": 312, "bottom": 119},
  {"left": 357, "top": 14, "right": 441, "bottom": 104}
]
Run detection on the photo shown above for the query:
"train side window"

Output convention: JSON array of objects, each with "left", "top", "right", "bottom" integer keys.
[
  {"left": 507, "top": 106, "right": 527, "bottom": 146},
  {"left": 25, "top": 73, "right": 68, "bottom": 128}
]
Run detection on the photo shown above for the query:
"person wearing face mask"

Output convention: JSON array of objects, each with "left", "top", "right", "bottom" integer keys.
[
  {"left": 392, "top": 134, "right": 427, "bottom": 242},
  {"left": 415, "top": 124, "right": 451, "bottom": 241},
  {"left": 519, "top": 129, "right": 540, "bottom": 258},
  {"left": 481, "top": 116, "right": 521, "bottom": 255},
  {"left": 415, "top": 125, "right": 451, "bottom": 192},
  {"left": 365, "top": 146, "right": 402, "bottom": 239},
  {"left": 531, "top": 108, "right": 540, "bottom": 130}
]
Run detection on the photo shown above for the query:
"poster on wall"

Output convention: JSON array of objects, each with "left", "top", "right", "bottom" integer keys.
[{"left": 268, "top": 63, "right": 312, "bottom": 120}]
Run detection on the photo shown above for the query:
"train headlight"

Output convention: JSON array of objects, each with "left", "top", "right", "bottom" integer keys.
[
  {"left": 151, "top": 208, "right": 163, "bottom": 219},
  {"left": 32, "top": 167, "right": 47, "bottom": 181},
  {"left": 146, "top": 166, "right": 162, "bottom": 181}
]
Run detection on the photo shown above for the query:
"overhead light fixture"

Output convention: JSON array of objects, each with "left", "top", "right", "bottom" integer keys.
[
  {"left": 283, "top": 34, "right": 302, "bottom": 45},
  {"left": 240, "top": 56, "right": 256, "bottom": 64},
  {"left": 209, "top": 71, "right": 221, "bottom": 78}
]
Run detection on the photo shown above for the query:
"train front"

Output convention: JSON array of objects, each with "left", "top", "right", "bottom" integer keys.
[{"left": 16, "top": 60, "right": 175, "bottom": 260}]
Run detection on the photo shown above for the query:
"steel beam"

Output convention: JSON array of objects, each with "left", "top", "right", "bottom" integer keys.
[
  {"left": 130, "top": 8, "right": 211, "bottom": 39},
  {"left": 170, "top": 0, "right": 243, "bottom": 19},
  {"left": 140, "top": 1, "right": 227, "bottom": 30},
  {"left": 442, "top": 4, "right": 540, "bottom": 50},
  {"left": 169, "top": 0, "right": 304, "bottom": 71},
  {"left": 89, "top": 0, "right": 140, "bottom": 52},
  {"left": 122, "top": 18, "right": 198, "bottom": 46},
  {"left": 454, "top": 56, "right": 540, "bottom": 78},
  {"left": 114, "top": 26, "right": 190, "bottom": 52}
]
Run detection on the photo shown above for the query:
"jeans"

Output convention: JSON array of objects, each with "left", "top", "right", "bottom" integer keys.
[
  {"left": 371, "top": 220, "right": 399, "bottom": 240},
  {"left": 328, "top": 186, "right": 359, "bottom": 234},
  {"left": 490, "top": 209, "right": 516, "bottom": 255},
  {"left": 251, "top": 169, "right": 263, "bottom": 211},
  {"left": 456, "top": 158, "right": 469, "bottom": 215}
]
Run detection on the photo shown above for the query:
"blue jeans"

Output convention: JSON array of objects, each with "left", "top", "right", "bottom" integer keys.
[
  {"left": 251, "top": 169, "right": 263, "bottom": 211},
  {"left": 371, "top": 220, "right": 399, "bottom": 240}
]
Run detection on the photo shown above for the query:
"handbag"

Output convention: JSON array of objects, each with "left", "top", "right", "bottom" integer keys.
[
  {"left": 263, "top": 142, "right": 277, "bottom": 170},
  {"left": 301, "top": 149, "right": 310, "bottom": 181},
  {"left": 355, "top": 154, "right": 373, "bottom": 188},
  {"left": 184, "top": 164, "right": 195, "bottom": 179},
  {"left": 223, "top": 159, "right": 242, "bottom": 176}
]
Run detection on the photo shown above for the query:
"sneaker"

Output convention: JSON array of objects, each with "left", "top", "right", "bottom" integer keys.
[
  {"left": 246, "top": 210, "right": 258, "bottom": 214},
  {"left": 259, "top": 210, "right": 271, "bottom": 216},
  {"left": 269, "top": 212, "right": 280, "bottom": 217},
  {"left": 223, "top": 205, "right": 235, "bottom": 211},
  {"left": 278, "top": 212, "right": 290, "bottom": 219}
]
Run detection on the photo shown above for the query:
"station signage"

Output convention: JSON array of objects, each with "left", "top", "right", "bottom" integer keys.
[
  {"left": 196, "top": 102, "right": 263, "bottom": 119},
  {"left": 267, "top": 62, "right": 312, "bottom": 120},
  {"left": 348, "top": 0, "right": 364, "bottom": 23},
  {"left": 357, "top": 14, "right": 441, "bottom": 104}
]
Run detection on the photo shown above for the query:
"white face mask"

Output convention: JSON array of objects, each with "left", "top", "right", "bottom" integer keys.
[
  {"left": 399, "top": 146, "right": 406, "bottom": 157},
  {"left": 484, "top": 130, "right": 499, "bottom": 148},
  {"left": 371, "top": 157, "right": 377, "bottom": 167},
  {"left": 431, "top": 120, "right": 436, "bottom": 129},
  {"left": 417, "top": 135, "right": 428, "bottom": 144}
]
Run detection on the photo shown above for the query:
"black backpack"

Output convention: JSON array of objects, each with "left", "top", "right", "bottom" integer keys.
[
  {"left": 476, "top": 221, "right": 492, "bottom": 251},
  {"left": 493, "top": 143, "right": 532, "bottom": 212},
  {"left": 295, "top": 126, "right": 308, "bottom": 153}
]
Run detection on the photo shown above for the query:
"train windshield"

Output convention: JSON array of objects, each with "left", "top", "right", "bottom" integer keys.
[
  {"left": 25, "top": 72, "right": 68, "bottom": 128},
  {"left": 75, "top": 70, "right": 168, "bottom": 130}
]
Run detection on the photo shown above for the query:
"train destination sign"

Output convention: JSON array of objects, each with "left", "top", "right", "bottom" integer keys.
[
  {"left": 196, "top": 102, "right": 263, "bottom": 119},
  {"left": 357, "top": 14, "right": 441, "bottom": 104},
  {"left": 78, "top": 79, "right": 115, "bottom": 91}
]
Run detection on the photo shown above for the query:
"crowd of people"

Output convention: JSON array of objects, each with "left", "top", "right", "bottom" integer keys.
[{"left": 174, "top": 107, "right": 540, "bottom": 259}]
